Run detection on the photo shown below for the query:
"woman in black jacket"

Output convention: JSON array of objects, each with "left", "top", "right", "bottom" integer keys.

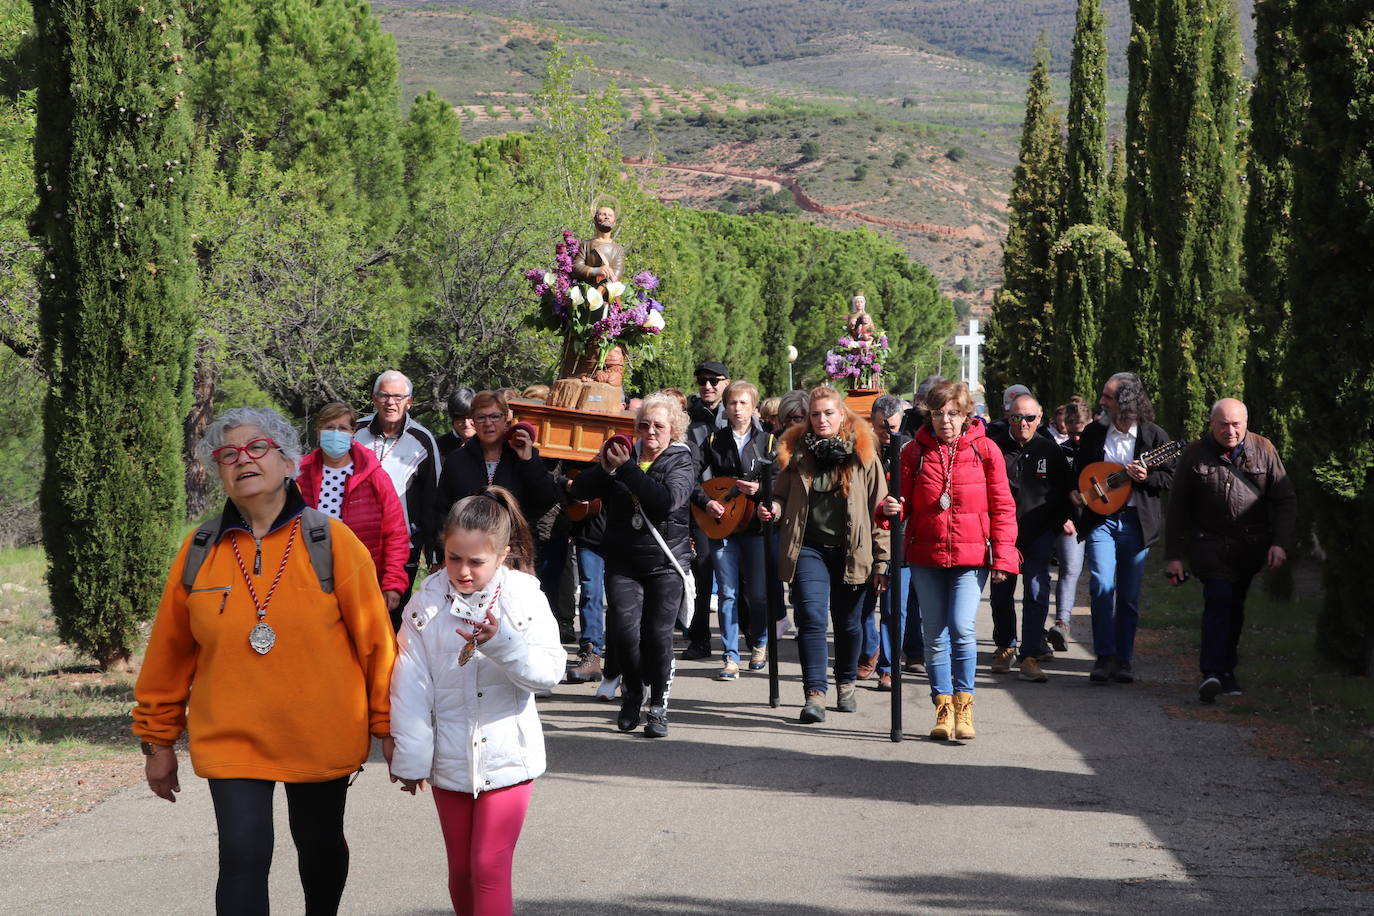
[
  {"left": 690, "top": 380, "right": 778, "bottom": 679},
  {"left": 437, "top": 390, "right": 560, "bottom": 570},
  {"left": 570, "top": 392, "right": 694, "bottom": 738}
]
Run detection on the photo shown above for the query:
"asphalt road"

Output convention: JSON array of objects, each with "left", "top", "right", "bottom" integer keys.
[{"left": 1, "top": 604, "right": 1367, "bottom": 915}]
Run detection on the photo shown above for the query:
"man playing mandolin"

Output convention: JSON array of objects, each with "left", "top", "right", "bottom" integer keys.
[{"left": 1070, "top": 372, "right": 1176, "bottom": 685}]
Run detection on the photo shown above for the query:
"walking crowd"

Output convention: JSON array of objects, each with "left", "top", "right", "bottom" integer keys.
[{"left": 129, "top": 359, "right": 1295, "bottom": 915}]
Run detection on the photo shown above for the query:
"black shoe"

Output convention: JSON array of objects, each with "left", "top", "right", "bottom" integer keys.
[
  {"left": 558, "top": 625, "right": 576, "bottom": 644},
  {"left": 681, "top": 642, "right": 711, "bottom": 661},
  {"left": 617, "top": 690, "right": 644, "bottom": 732},
  {"left": 1198, "top": 675, "right": 1222, "bottom": 703},
  {"left": 644, "top": 704, "right": 668, "bottom": 738},
  {"left": 1089, "top": 656, "right": 1113, "bottom": 684},
  {"left": 1045, "top": 625, "right": 1068, "bottom": 654},
  {"left": 1220, "top": 673, "right": 1244, "bottom": 696},
  {"left": 1114, "top": 660, "right": 1134, "bottom": 684}
]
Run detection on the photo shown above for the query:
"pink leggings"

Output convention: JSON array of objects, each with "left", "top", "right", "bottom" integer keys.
[{"left": 432, "top": 781, "right": 533, "bottom": 915}]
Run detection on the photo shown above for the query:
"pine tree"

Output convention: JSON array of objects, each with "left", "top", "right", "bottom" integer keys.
[
  {"left": 1107, "top": 0, "right": 1161, "bottom": 393},
  {"left": 1051, "top": 0, "right": 1116, "bottom": 403},
  {"left": 1287, "top": 4, "right": 1374, "bottom": 674},
  {"left": 1147, "top": 0, "right": 1245, "bottom": 437},
  {"left": 986, "top": 36, "right": 1061, "bottom": 400},
  {"left": 33, "top": 0, "right": 196, "bottom": 669},
  {"left": 1242, "top": 0, "right": 1304, "bottom": 457}
]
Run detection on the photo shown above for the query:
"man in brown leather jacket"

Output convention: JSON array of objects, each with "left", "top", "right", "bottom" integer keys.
[{"left": 1165, "top": 398, "right": 1296, "bottom": 703}]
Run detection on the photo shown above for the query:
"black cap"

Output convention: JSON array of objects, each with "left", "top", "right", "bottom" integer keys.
[{"left": 694, "top": 361, "right": 729, "bottom": 379}]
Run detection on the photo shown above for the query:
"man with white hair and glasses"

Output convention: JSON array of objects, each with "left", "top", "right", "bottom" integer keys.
[{"left": 356, "top": 369, "right": 442, "bottom": 626}]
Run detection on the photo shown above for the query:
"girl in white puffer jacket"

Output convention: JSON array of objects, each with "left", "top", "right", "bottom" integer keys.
[{"left": 388, "top": 486, "right": 564, "bottom": 915}]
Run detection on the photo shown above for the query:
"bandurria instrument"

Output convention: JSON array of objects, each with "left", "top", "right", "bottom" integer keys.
[{"left": 1076, "top": 439, "right": 1185, "bottom": 515}]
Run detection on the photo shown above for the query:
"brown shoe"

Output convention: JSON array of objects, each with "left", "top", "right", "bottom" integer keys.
[
  {"left": 990, "top": 647, "right": 1016, "bottom": 674},
  {"left": 930, "top": 694, "right": 954, "bottom": 740},
  {"left": 565, "top": 645, "right": 602, "bottom": 684},
  {"left": 1018, "top": 657, "right": 1048, "bottom": 683},
  {"left": 953, "top": 692, "right": 976, "bottom": 739},
  {"left": 856, "top": 652, "right": 879, "bottom": 680},
  {"left": 875, "top": 672, "right": 893, "bottom": 692}
]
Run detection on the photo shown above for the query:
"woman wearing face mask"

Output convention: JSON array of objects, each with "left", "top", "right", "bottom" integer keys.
[{"left": 297, "top": 401, "right": 411, "bottom": 616}]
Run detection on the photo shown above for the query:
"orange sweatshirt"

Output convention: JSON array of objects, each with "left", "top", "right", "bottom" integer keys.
[{"left": 133, "top": 509, "right": 396, "bottom": 782}]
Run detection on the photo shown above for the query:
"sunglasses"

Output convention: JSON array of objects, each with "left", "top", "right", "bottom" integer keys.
[
  {"left": 696, "top": 377, "right": 726, "bottom": 387},
  {"left": 212, "top": 437, "right": 279, "bottom": 466},
  {"left": 1008, "top": 414, "right": 1040, "bottom": 423}
]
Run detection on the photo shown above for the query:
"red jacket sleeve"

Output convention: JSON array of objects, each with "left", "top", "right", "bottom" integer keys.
[{"left": 375, "top": 472, "right": 412, "bottom": 594}]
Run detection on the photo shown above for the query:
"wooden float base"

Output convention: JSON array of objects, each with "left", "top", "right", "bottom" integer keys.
[{"left": 508, "top": 398, "right": 636, "bottom": 464}]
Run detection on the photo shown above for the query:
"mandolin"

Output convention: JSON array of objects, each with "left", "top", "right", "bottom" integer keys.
[
  {"left": 691, "top": 475, "right": 760, "bottom": 540},
  {"left": 1076, "top": 439, "right": 1186, "bottom": 515}
]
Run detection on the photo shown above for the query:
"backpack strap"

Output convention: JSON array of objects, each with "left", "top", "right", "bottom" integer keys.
[
  {"left": 300, "top": 507, "right": 335, "bottom": 594},
  {"left": 181, "top": 515, "right": 223, "bottom": 590},
  {"left": 182, "top": 509, "right": 334, "bottom": 594}
]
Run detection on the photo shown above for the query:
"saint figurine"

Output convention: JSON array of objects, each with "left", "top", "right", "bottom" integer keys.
[
  {"left": 846, "top": 291, "right": 867, "bottom": 337},
  {"left": 571, "top": 205, "right": 625, "bottom": 301}
]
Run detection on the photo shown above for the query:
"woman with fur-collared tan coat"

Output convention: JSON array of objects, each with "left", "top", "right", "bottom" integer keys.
[{"left": 767, "top": 386, "right": 889, "bottom": 723}]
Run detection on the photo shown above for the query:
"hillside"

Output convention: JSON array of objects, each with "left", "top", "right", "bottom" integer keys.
[{"left": 372, "top": 0, "right": 1254, "bottom": 310}]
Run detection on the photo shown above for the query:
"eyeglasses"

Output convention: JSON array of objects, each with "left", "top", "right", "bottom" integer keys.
[
  {"left": 1008, "top": 414, "right": 1040, "bottom": 423},
  {"left": 472, "top": 413, "right": 505, "bottom": 425},
  {"left": 696, "top": 377, "right": 726, "bottom": 387},
  {"left": 375, "top": 393, "right": 409, "bottom": 402},
  {"left": 637, "top": 421, "right": 669, "bottom": 432},
  {"left": 933, "top": 411, "right": 965, "bottom": 421},
  {"left": 784, "top": 413, "right": 804, "bottom": 423},
  {"left": 212, "top": 438, "right": 279, "bottom": 466}
]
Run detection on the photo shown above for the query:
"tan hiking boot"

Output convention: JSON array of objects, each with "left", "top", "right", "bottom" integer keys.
[
  {"left": 953, "top": 692, "right": 976, "bottom": 739},
  {"left": 565, "top": 645, "right": 602, "bottom": 684},
  {"left": 990, "top": 647, "right": 1016, "bottom": 674},
  {"left": 1018, "top": 656, "right": 1048, "bottom": 682},
  {"left": 930, "top": 694, "right": 954, "bottom": 740}
]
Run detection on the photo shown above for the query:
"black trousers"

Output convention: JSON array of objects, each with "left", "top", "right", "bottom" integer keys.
[
  {"left": 605, "top": 563, "right": 683, "bottom": 704},
  {"left": 207, "top": 776, "right": 351, "bottom": 916},
  {"left": 685, "top": 524, "right": 715, "bottom": 647}
]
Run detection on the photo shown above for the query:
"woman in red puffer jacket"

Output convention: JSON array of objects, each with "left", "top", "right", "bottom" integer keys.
[
  {"left": 298, "top": 402, "right": 411, "bottom": 620},
  {"left": 898, "top": 380, "right": 1018, "bottom": 742}
]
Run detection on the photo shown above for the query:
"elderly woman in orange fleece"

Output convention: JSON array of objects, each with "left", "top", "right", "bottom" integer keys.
[{"left": 132, "top": 407, "right": 395, "bottom": 916}]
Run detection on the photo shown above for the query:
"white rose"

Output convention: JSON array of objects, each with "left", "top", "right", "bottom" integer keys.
[
  {"left": 643, "top": 310, "right": 665, "bottom": 331},
  {"left": 568, "top": 285, "right": 584, "bottom": 305}
]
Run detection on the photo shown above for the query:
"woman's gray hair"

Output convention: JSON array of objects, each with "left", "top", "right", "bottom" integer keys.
[
  {"left": 195, "top": 407, "right": 303, "bottom": 469},
  {"left": 778, "top": 389, "right": 810, "bottom": 424},
  {"left": 638, "top": 391, "right": 689, "bottom": 443}
]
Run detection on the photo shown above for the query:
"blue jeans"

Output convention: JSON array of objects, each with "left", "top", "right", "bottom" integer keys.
[
  {"left": 711, "top": 534, "right": 774, "bottom": 660},
  {"left": 859, "top": 566, "right": 923, "bottom": 674},
  {"left": 1054, "top": 530, "right": 1085, "bottom": 627},
  {"left": 1200, "top": 575, "right": 1253, "bottom": 677},
  {"left": 1085, "top": 509, "right": 1148, "bottom": 663},
  {"left": 576, "top": 546, "right": 606, "bottom": 656},
  {"left": 792, "top": 545, "right": 867, "bottom": 695},
  {"left": 989, "top": 529, "right": 1055, "bottom": 659},
  {"left": 912, "top": 565, "right": 988, "bottom": 700}
]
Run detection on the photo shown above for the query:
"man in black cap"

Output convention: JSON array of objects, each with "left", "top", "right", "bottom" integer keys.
[{"left": 683, "top": 360, "right": 730, "bottom": 660}]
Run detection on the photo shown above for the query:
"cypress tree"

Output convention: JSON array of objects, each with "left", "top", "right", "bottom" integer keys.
[
  {"left": 33, "top": 0, "right": 196, "bottom": 669},
  {"left": 1242, "top": 0, "right": 1304, "bottom": 457},
  {"left": 1147, "top": 0, "right": 1245, "bottom": 436},
  {"left": 1287, "top": 4, "right": 1374, "bottom": 674},
  {"left": 1051, "top": 0, "right": 1114, "bottom": 403},
  {"left": 1107, "top": 0, "right": 1161, "bottom": 393},
  {"left": 986, "top": 36, "right": 1061, "bottom": 400}
]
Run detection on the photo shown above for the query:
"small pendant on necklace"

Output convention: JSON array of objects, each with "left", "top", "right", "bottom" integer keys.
[
  {"left": 249, "top": 621, "right": 277, "bottom": 654},
  {"left": 939, "top": 492, "right": 952, "bottom": 511},
  {"left": 458, "top": 639, "right": 476, "bottom": 666}
]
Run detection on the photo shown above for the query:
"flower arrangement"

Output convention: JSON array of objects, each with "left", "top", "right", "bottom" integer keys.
[
  {"left": 825, "top": 329, "right": 889, "bottom": 389},
  {"left": 526, "top": 230, "right": 665, "bottom": 371}
]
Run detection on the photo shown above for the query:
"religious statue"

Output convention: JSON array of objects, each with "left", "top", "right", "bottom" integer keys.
[
  {"left": 571, "top": 206, "right": 626, "bottom": 301},
  {"left": 827, "top": 290, "right": 888, "bottom": 392},
  {"left": 846, "top": 291, "right": 867, "bottom": 337}
]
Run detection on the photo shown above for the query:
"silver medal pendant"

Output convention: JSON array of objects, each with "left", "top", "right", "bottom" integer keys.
[
  {"left": 939, "top": 492, "right": 952, "bottom": 511},
  {"left": 249, "top": 621, "right": 277, "bottom": 655},
  {"left": 631, "top": 513, "right": 644, "bottom": 530}
]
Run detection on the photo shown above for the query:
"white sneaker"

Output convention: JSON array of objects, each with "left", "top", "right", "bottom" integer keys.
[{"left": 595, "top": 674, "right": 621, "bottom": 701}]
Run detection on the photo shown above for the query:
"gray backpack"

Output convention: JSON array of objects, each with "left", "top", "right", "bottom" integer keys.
[{"left": 182, "top": 507, "right": 335, "bottom": 593}]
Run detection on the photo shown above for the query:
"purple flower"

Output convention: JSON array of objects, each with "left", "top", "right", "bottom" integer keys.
[
  {"left": 526, "top": 268, "right": 544, "bottom": 283},
  {"left": 878, "top": 334, "right": 889, "bottom": 349},
  {"left": 633, "top": 270, "right": 659, "bottom": 291},
  {"left": 646, "top": 297, "right": 663, "bottom": 312}
]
